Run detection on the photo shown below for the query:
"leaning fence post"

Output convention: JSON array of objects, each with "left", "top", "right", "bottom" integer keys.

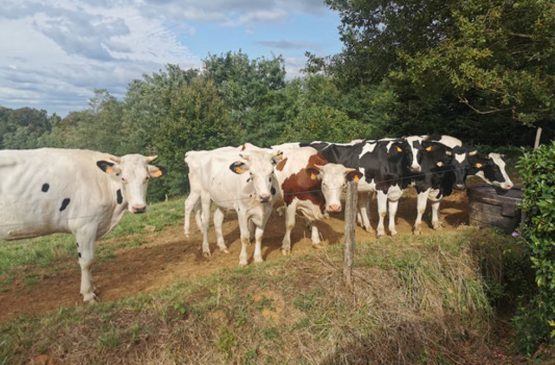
[{"left": 344, "top": 179, "right": 358, "bottom": 287}]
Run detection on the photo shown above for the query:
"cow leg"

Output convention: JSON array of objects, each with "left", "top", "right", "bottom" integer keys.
[
  {"left": 281, "top": 201, "right": 297, "bottom": 255},
  {"left": 237, "top": 211, "right": 250, "bottom": 266},
  {"left": 184, "top": 191, "right": 200, "bottom": 238},
  {"left": 75, "top": 227, "right": 98, "bottom": 303},
  {"left": 358, "top": 192, "right": 372, "bottom": 232},
  {"left": 388, "top": 199, "right": 399, "bottom": 236},
  {"left": 200, "top": 192, "right": 212, "bottom": 257},
  {"left": 254, "top": 208, "right": 272, "bottom": 263},
  {"left": 248, "top": 219, "right": 255, "bottom": 244},
  {"left": 213, "top": 208, "right": 228, "bottom": 253},
  {"left": 376, "top": 190, "right": 388, "bottom": 237},
  {"left": 413, "top": 189, "right": 430, "bottom": 235},
  {"left": 431, "top": 200, "right": 442, "bottom": 230},
  {"left": 310, "top": 223, "right": 321, "bottom": 247}
]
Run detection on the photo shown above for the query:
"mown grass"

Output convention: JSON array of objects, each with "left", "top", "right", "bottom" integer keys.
[
  {"left": 0, "top": 198, "right": 184, "bottom": 289},
  {"left": 0, "top": 227, "right": 526, "bottom": 364}
]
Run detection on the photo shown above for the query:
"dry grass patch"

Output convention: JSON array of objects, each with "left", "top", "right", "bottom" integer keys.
[{"left": 0, "top": 228, "right": 524, "bottom": 364}]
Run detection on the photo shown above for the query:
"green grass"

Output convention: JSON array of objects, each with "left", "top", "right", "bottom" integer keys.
[
  {"left": 0, "top": 198, "right": 184, "bottom": 288},
  {"left": 0, "top": 227, "right": 526, "bottom": 364}
]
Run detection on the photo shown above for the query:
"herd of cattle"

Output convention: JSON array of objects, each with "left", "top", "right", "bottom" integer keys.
[{"left": 0, "top": 135, "right": 513, "bottom": 303}]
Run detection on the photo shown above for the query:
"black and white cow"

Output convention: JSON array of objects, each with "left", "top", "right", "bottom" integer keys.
[
  {"left": 303, "top": 138, "right": 420, "bottom": 236},
  {"left": 0, "top": 148, "right": 165, "bottom": 302},
  {"left": 410, "top": 135, "right": 514, "bottom": 234}
]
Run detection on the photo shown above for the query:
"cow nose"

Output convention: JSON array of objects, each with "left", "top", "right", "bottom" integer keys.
[
  {"left": 455, "top": 184, "right": 465, "bottom": 190},
  {"left": 259, "top": 194, "right": 271, "bottom": 202},
  {"left": 131, "top": 205, "right": 146, "bottom": 214},
  {"left": 410, "top": 165, "right": 421, "bottom": 173},
  {"left": 504, "top": 183, "right": 513, "bottom": 190},
  {"left": 327, "top": 204, "right": 342, "bottom": 213}
]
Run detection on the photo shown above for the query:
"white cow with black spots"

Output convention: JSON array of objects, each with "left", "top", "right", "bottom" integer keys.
[{"left": 0, "top": 148, "right": 165, "bottom": 303}]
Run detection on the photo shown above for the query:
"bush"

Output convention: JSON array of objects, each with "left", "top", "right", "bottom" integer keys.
[{"left": 515, "top": 140, "right": 555, "bottom": 354}]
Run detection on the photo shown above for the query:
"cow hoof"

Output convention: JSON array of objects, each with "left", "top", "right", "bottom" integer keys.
[
  {"left": 202, "top": 251, "right": 211, "bottom": 258},
  {"left": 254, "top": 257, "right": 264, "bottom": 264},
  {"left": 377, "top": 231, "right": 385, "bottom": 238},
  {"left": 219, "top": 248, "right": 229, "bottom": 254},
  {"left": 239, "top": 260, "right": 248, "bottom": 266},
  {"left": 281, "top": 248, "right": 291, "bottom": 256},
  {"left": 83, "top": 292, "right": 98, "bottom": 303},
  {"left": 390, "top": 230, "right": 398, "bottom": 236},
  {"left": 312, "top": 243, "right": 322, "bottom": 249},
  {"left": 413, "top": 228, "right": 422, "bottom": 236},
  {"left": 432, "top": 223, "right": 442, "bottom": 230}
]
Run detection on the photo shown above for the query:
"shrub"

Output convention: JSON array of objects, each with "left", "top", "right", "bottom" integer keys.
[{"left": 515, "top": 140, "right": 555, "bottom": 354}]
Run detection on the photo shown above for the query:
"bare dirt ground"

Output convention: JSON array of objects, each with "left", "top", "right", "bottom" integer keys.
[{"left": 0, "top": 191, "right": 468, "bottom": 322}]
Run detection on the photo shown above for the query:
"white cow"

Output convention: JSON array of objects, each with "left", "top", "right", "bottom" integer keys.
[
  {"left": 185, "top": 148, "right": 282, "bottom": 265},
  {"left": 0, "top": 148, "right": 164, "bottom": 302}
]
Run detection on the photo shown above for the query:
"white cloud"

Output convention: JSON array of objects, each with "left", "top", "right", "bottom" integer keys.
[{"left": 0, "top": 0, "right": 330, "bottom": 115}]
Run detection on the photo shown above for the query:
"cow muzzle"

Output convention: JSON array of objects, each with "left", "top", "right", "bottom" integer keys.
[
  {"left": 327, "top": 204, "right": 342, "bottom": 213},
  {"left": 130, "top": 204, "right": 147, "bottom": 214},
  {"left": 259, "top": 194, "right": 271, "bottom": 203},
  {"left": 410, "top": 165, "right": 421, "bottom": 173}
]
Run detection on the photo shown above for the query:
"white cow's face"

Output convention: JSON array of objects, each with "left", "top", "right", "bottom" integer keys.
[
  {"left": 311, "top": 163, "right": 363, "bottom": 213},
  {"left": 230, "top": 150, "right": 282, "bottom": 203},
  {"left": 97, "top": 154, "right": 165, "bottom": 213}
]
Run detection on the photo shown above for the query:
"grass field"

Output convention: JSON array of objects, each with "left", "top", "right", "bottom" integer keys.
[{"left": 0, "top": 195, "right": 534, "bottom": 364}]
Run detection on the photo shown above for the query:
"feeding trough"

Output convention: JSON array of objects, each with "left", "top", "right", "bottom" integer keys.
[{"left": 467, "top": 184, "right": 523, "bottom": 234}]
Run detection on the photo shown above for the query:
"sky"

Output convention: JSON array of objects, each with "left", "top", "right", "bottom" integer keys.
[{"left": 0, "top": 0, "right": 343, "bottom": 116}]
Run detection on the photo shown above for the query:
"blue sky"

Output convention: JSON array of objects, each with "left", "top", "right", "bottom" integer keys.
[{"left": 0, "top": 0, "right": 343, "bottom": 116}]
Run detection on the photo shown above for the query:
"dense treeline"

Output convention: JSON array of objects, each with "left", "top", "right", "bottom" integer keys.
[{"left": 1, "top": 0, "right": 553, "bottom": 201}]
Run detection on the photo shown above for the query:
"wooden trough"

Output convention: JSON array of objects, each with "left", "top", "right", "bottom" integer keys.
[{"left": 467, "top": 184, "right": 523, "bottom": 234}]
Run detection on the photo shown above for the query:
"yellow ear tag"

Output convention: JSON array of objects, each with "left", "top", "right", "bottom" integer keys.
[
  {"left": 310, "top": 173, "right": 317, "bottom": 180},
  {"left": 436, "top": 161, "right": 444, "bottom": 167},
  {"left": 425, "top": 146, "right": 433, "bottom": 152},
  {"left": 353, "top": 175, "right": 360, "bottom": 183},
  {"left": 235, "top": 166, "right": 244, "bottom": 174},
  {"left": 105, "top": 166, "right": 114, "bottom": 174},
  {"left": 475, "top": 162, "right": 483, "bottom": 169},
  {"left": 395, "top": 146, "right": 402, "bottom": 152},
  {"left": 150, "top": 168, "right": 163, "bottom": 178}
]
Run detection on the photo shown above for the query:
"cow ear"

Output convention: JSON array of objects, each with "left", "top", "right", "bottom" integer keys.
[
  {"left": 97, "top": 160, "right": 120, "bottom": 175},
  {"left": 306, "top": 167, "right": 320, "bottom": 180},
  {"left": 230, "top": 161, "right": 249, "bottom": 174},
  {"left": 148, "top": 165, "right": 165, "bottom": 178},
  {"left": 346, "top": 170, "right": 363, "bottom": 183}
]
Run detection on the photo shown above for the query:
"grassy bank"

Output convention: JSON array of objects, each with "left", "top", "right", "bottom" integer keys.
[{"left": 0, "top": 227, "right": 525, "bottom": 364}]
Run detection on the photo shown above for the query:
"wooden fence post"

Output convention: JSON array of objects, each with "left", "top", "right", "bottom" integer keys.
[{"left": 344, "top": 180, "right": 358, "bottom": 287}]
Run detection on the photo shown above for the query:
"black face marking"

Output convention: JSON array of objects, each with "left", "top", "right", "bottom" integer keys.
[
  {"left": 78, "top": 252, "right": 81, "bottom": 258},
  {"left": 41, "top": 183, "right": 49, "bottom": 192},
  {"left": 59, "top": 198, "right": 70, "bottom": 211},
  {"left": 116, "top": 189, "right": 123, "bottom": 204},
  {"left": 76, "top": 242, "right": 79, "bottom": 247},
  {"left": 271, "top": 187, "right": 276, "bottom": 195}
]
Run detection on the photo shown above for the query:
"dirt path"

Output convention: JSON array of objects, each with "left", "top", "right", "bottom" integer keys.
[{"left": 0, "top": 192, "right": 468, "bottom": 322}]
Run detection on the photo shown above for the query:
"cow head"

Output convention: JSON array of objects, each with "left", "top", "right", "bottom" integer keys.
[
  {"left": 450, "top": 146, "right": 470, "bottom": 190},
  {"left": 401, "top": 136, "right": 425, "bottom": 173},
  {"left": 309, "top": 164, "right": 363, "bottom": 213},
  {"left": 96, "top": 154, "right": 165, "bottom": 214},
  {"left": 229, "top": 150, "right": 283, "bottom": 203},
  {"left": 467, "top": 152, "right": 514, "bottom": 190}
]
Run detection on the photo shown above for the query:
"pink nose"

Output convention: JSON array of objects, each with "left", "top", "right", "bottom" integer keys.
[
  {"left": 259, "top": 194, "right": 271, "bottom": 202},
  {"left": 327, "top": 204, "right": 342, "bottom": 213},
  {"left": 131, "top": 205, "right": 146, "bottom": 213},
  {"left": 505, "top": 183, "right": 513, "bottom": 190}
]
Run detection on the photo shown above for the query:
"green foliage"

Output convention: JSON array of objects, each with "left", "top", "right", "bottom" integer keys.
[
  {"left": 324, "top": 0, "right": 554, "bottom": 143},
  {"left": 515, "top": 141, "right": 555, "bottom": 354}
]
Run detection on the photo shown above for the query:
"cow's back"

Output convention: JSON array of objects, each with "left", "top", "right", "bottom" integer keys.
[{"left": 0, "top": 148, "right": 118, "bottom": 240}]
